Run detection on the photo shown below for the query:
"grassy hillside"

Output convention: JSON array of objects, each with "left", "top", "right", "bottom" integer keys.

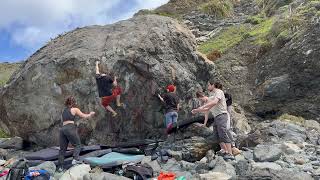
[
  {"left": 0, "top": 63, "right": 21, "bottom": 87},
  {"left": 198, "top": 0, "right": 319, "bottom": 55},
  {"left": 136, "top": 0, "right": 237, "bottom": 18}
]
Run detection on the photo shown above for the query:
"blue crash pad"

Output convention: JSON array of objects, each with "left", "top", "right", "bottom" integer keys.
[{"left": 84, "top": 152, "right": 144, "bottom": 168}]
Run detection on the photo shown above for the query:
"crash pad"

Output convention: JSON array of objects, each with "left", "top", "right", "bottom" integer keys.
[
  {"left": 25, "top": 148, "right": 73, "bottom": 161},
  {"left": 27, "top": 149, "right": 112, "bottom": 168},
  {"left": 25, "top": 145, "right": 101, "bottom": 161},
  {"left": 100, "top": 139, "right": 160, "bottom": 149},
  {"left": 112, "top": 147, "right": 144, "bottom": 155},
  {"left": 84, "top": 152, "right": 144, "bottom": 168}
]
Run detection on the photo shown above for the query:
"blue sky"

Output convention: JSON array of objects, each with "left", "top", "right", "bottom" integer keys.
[{"left": 0, "top": 0, "right": 169, "bottom": 62}]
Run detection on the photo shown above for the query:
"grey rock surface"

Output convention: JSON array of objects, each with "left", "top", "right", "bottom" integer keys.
[{"left": 0, "top": 15, "right": 216, "bottom": 146}]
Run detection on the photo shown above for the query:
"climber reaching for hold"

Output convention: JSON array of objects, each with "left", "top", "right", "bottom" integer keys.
[
  {"left": 95, "top": 59, "right": 123, "bottom": 117},
  {"left": 158, "top": 84, "right": 180, "bottom": 134}
]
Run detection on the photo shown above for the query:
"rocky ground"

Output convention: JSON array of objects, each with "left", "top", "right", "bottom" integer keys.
[
  {"left": 1, "top": 0, "right": 320, "bottom": 179},
  {"left": 1, "top": 110, "right": 320, "bottom": 179}
]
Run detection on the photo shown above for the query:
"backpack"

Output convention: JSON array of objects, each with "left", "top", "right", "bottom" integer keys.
[
  {"left": 25, "top": 170, "right": 50, "bottom": 180},
  {"left": 124, "top": 164, "right": 153, "bottom": 180},
  {"left": 6, "top": 159, "right": 29, "bottom": 180}
]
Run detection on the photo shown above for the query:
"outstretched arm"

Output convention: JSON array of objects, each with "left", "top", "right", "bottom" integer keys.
[
  {"left": 158, "top": 94, "right": 164, "bottom": 102},
  {"left": 74, "top": 108, "right": 95, "bottom": 119},
  {"left": 96, "top": 61, "right": 100, "bottom": 74},
  {"left": 192, "top": 97, "right": 219, "bottom": 114}
]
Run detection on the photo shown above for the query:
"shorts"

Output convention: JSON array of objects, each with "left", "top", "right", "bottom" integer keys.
[
  {"left": 101, "top": 86, "right": 122, "bottom": 107},
  {"left": 214, "top": 113, "right": 232, "bottom": 143}
]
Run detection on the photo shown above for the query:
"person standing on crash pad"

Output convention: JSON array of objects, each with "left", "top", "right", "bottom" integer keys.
[
  {"left": 158, "top": 84, "right": 180, "bottom": 134},
  {"left": 58, "top": 96, "right": 95, "bottom": 171},
  {"left": 95, "top": 60, "right": 123, "bottom": 117}
]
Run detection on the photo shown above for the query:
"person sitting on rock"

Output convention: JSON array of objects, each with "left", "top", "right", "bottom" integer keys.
[
  {"left": 95, "top": 60, "right": 123, "bottom": 117},
  {"left": 58, "top": 96, "right": 95, "bottom": 172},
  {"left": 158, "top": 84, "right": 180, "bottom": 134},
  {"left": 191, "top": 81, "right": 235, "bottom": 160}
]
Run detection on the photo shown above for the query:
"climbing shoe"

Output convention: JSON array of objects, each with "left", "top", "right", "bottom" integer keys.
[
  {"left": 72, "top": 159, "right": 82, "bottom": 165},
  {"left": 223, "top": 153, "right": 235, "bottom": 161}
]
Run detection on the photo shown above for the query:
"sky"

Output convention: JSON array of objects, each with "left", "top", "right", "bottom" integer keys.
[{"left": 0, "top": 0, "right": 169, "bottom": 62}]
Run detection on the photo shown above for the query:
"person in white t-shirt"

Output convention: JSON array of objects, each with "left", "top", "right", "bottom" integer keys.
[{"left": 192, "top": 81, "right": 234, "bottom": 160}]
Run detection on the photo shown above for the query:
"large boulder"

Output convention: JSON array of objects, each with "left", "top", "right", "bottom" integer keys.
[{"left": 0, "top": 15, "right": 217, "bottom": 146}]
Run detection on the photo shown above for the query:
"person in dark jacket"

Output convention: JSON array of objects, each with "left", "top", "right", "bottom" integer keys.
[{"left": 158, "top": 84, "right": 180, "bottom": 134}]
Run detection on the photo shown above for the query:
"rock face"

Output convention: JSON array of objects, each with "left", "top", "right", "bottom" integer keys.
[
  {"left": 0, "top": 15, "right": 217, "bottom": 146},
  {"left": 253, "top": 144, "right": 282, "bottom": 162}
]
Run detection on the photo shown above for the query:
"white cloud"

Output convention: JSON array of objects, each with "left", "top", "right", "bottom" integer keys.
[{"left": 0, "top": 0, "right": 169, "bottom": 50}]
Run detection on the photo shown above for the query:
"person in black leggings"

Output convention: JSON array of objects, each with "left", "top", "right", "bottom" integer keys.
[{"left": 57, "top": 96, "right": 95, "bottom": 171}]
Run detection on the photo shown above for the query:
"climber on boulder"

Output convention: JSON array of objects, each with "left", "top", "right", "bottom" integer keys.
[
  {"left": 95, "top": 59, "right": 123, "bottom": 117},
  {"left": 158, "top": 84, "right": 180, "bottom": 134}
]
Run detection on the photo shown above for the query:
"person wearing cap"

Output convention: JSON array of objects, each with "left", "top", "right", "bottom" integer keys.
[
  {"left": 158, "top": 84, "right": 180, "bottom": 133},
  {"left": 95, "top": 60, "right": 122, "bottom": 117}
]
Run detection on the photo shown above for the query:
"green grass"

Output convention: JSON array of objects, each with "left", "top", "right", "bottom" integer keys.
[
  {"left": 248, "top": 17, "right": 275, "bottom": 44},
  {"left": 198, "top": 25, "right": 249, "bottom": 54},
  {"left": 200, "top": 0, "right": 234, "bottom": 18},
  {"left": 245, "top": 15, "right": 266, "bottom": 25},
  {"left": 255, "top": 0, "right": 293, "bottom": 16},
  {"left": 0, "top": 63, "right": 21, "bottom": 87},
  {"left": 278, "top": 113, "right": 305, "bottom": 125},
  {"left": 198, "top": 17, "right": 276, "bottom": 55},
  {"left": 0, "top": 129, "right": 10, "bottom": 138}
]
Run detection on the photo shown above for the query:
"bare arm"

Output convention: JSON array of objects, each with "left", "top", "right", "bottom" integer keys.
[
  {"left": 96, "top": 61, "right": 100, "bottom": 74},
  {"left": 113, "top": 76, "right": 118, "bottom": 86},
  {"left": 200, "top": 97, "right": 219, "bottom": 109},
  {"left": 177, "top": 103, "right": 180, "bottom": 111},
  {"left": 192, "top": 97, "right": 219, "bottom": 114},
  {"left": 73, "top": 108, "right": 95, "bottom": 119},
  {"left": 158, "top": 94, "right": 164, "bottom": 102}
]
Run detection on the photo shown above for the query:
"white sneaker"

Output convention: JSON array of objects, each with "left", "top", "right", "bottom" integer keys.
[{"left": 72, "top": 159, "right": 82, "bottom": 165}]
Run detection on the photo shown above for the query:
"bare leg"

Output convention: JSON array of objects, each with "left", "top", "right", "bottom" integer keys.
[
  {"left": 225, "top": 143, "right": 233, "bottom": 154},
  {"left": 105, "top": 106, "right": 117, "bottom": 116},
  {"left": 219, "top": 142, "right": 227, "bottom": 152},
  {"left": 116, "top": 95, "right": 122, "bottom": 106}
]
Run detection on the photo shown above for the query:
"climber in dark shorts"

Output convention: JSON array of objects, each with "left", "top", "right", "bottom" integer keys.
[
  {"left": 58, "top": 96, "right": 95, "bottom": 172},
  {"left": 95, "top": 60, "right": 123, "bottom": 117},
  {"left": 158, "top": 84, "right": 180, "bottom": 134}
]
